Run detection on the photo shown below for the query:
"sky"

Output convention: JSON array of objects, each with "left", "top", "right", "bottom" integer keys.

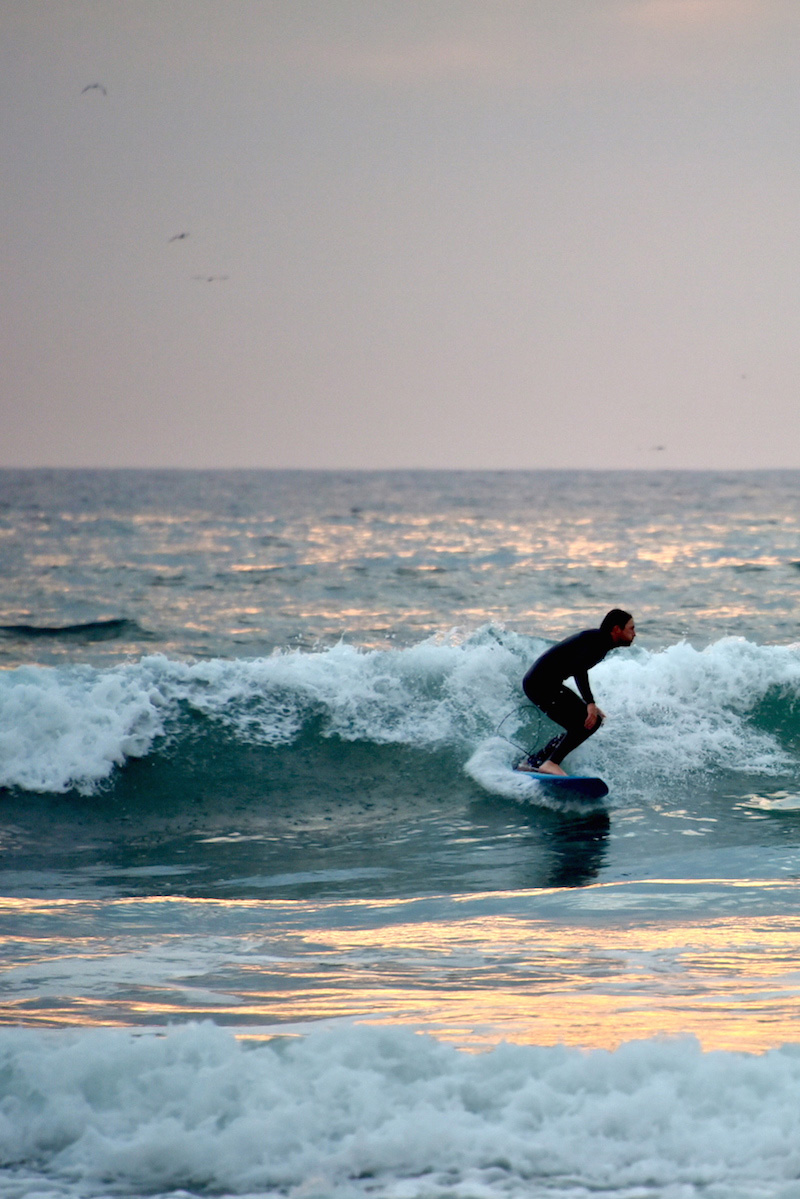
[{"left": 2, "top": 0, "right": 800, "bottom": 470}]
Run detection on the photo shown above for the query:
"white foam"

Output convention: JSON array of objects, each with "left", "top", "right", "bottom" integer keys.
[
  {"left": 0, "top": 663, "right": 166, "bottom": 794},
  {"left": 2, "top": 1022, "right": 800, "bottom": 1198},
  {"left": 593, "top": 637, "right": 799, "bottom": 781},
  {"left": 1, "top": 633, "right": 798, "bottom": 795}
]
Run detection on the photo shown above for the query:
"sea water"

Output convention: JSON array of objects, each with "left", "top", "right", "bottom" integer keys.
[{"left": 1, "top": 469, "right": 800, "bottom": 1198}]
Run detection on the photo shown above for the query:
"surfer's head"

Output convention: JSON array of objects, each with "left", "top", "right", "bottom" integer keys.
[{"left": 601, "top": 609, "right": 635, "bottom": 645}]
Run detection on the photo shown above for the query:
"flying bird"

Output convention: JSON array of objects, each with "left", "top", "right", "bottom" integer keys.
[
  {"left": 81, "top": 83, "right": 107, "bottom": 95},
  {"left": 193, "top": 275, "right": 229, "bottom": 282},
  {"left": 169, "top": 232, "right": 190, "bottom": 242}
]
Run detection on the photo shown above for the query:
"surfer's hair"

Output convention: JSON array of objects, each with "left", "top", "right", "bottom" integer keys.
[{"left": 600, "top": 608, "right": 632, "bottom": 634}]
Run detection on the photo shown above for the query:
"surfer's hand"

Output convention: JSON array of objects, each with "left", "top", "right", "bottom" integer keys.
[{"left": 585, "top": 703, "right": 604, "bottom": 730}]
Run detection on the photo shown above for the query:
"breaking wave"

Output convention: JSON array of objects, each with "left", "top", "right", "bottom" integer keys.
[{"left": 0, "top": 629, "right": 798, "bottom": 801}]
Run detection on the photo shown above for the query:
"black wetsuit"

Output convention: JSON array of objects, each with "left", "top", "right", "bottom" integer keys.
[{"left": 522, "top": 628, "right": 614, "bottom": 766}]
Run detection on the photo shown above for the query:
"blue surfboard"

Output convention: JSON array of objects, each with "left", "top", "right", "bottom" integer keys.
[{"left": 514, "top": 766, "right": 609, "bottom": 800}]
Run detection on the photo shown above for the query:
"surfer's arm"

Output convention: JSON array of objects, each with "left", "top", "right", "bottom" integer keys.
[
  {"left": 573, "top": 669, "right": 604, "bottom": 729},
  {"left": 573, "top": 669, "right": 594, "bottom": 705}
]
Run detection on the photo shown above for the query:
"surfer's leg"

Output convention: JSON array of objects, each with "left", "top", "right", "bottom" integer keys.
[
  {"left": 533, "top": 687, "right": 600, "bottom": 771},
  {"left": 547, "top": 697, "right": 599, "bottom": 765},
  {"left": 522, "top": 680, "right": 567, "bottom": 769},
  {"left": 528, "top": 731, "right": 566, "bottom": 768}
]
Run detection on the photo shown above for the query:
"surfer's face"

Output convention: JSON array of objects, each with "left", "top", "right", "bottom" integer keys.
[{"left": 611, "top": 618, "right": 636, "bottom": 646}]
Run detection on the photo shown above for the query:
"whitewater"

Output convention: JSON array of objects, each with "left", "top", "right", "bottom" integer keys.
[{"left": 2, "top": 469, "right": 800, "bottom": 1199}]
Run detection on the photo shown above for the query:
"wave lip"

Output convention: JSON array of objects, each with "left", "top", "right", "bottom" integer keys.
[{"left": 0, "top": 659, "right": 167, "bottom": 794}]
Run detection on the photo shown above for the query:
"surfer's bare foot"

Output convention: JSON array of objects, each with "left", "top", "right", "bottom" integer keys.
[
  {"left": 515, "top": 759, "right": 538, "bottom": 772},
  {"left": 537, "top": 760, "right": 567, "bottom": 776}
]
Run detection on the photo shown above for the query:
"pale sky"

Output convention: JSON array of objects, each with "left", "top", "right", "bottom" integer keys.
[{"left": 3, "top": 0, "right": 800, "bottom": 469}]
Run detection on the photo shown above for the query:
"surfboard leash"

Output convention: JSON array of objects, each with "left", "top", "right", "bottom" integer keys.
[{"left": 494, "top": 703, "right": 546, "bottom": 758}]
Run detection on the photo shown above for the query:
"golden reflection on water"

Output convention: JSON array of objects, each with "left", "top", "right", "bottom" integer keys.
[
  {"left": 4, "top": 888, "right": 800, "bottom": 1052},
  {"left": 291, "top": 911, "right": 800, "bottom": 1053}
]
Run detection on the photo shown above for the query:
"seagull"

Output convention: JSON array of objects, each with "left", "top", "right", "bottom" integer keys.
[
  {"left": 81, "top": 83, "right": 107, "bottom": 95},
  {"left": 169, "top": 232, "right": 190, "bottom": 242}
]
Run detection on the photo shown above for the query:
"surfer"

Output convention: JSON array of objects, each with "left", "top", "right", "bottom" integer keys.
[{"left": 520, "top": 609, "right": 635, "bottom": 776}]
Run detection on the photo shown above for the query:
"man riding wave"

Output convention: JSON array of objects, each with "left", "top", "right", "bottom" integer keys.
[{"left": 519, "top": 609, "right": 636, "bottom": 776}]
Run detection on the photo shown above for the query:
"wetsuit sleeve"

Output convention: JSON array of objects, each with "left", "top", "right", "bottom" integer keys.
[
  {"left": 572, "top": 669, "right": 595, "bottom": 705},
  {"left": 570, "top": 630, "right": 609, "bottom": 703}
]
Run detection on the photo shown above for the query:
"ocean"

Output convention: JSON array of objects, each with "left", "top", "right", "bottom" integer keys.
[{"left": 1, "top": 468, "right": 800, "bottom": 1198}]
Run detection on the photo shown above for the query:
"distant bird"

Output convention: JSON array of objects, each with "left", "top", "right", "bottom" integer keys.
[
  {"left": 169, "top": 232, "right": 190, "bottom": 242},
  {"left": 650, "top": 445, "right": 666, "bottom": 452},
  {"left": 81, "top": 83, "right": 107, "bottom": 95},
  {"left": 193, "top": 275, "right": 229, "bottom": 282}
]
